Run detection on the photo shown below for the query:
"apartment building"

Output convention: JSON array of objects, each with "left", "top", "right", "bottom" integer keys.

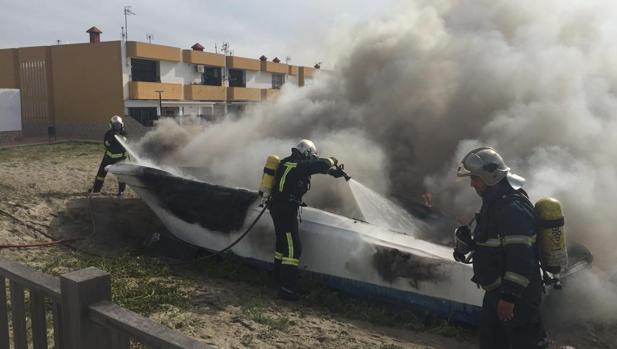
[{"left": 0, "top": 27, "right": 318, "bottom": 140}]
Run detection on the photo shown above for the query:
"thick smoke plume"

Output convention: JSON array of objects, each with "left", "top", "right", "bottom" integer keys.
[{"left": 135, "top": 0, "right": 617, "bottom": 330}]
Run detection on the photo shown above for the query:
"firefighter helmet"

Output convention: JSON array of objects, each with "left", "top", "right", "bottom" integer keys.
[
  {"left": 456, "top": 147, "right": 525, "bottom": 189},
  {"left": 110, "top": 115, "right": 124, "bottom": 130},
  {"left": 293, "top": 139, "right": 318, "bottom": 159}
]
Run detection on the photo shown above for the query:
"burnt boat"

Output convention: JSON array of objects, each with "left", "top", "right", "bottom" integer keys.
[{"left": 110, "top": 162, "right": 592, "bottom": 324}]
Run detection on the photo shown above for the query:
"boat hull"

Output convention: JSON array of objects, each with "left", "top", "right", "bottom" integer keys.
[{"left": 110, "top": 163, "right": 591, "bottom": 324}]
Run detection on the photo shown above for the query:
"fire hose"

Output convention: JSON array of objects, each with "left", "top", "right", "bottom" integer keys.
[
  {"left": 202, "top": 163, "right": 350, "bottom": 259},
  {"left": 202, "top": 203, "right": 269, "bottom": 258},
  {"left": 0, "top": 208, "right": 82, "bottom": 250}
]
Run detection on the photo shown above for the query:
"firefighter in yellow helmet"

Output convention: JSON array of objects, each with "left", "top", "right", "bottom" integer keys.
[
  {"left": 269, "top": 139, "right": 347, "bottom": 301},
  {"left": 453, "top": 147, "right": 548, "bottom": 349},
  {"left": 89, "top": 115, "right": 128, "bottom": 195}
]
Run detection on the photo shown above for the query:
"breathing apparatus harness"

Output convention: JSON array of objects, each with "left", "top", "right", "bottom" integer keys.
[{"left": 453, "top": 191, "right": 569, "bottom": 290}]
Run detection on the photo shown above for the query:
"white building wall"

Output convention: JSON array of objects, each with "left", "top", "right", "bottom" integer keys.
[
  {"left": 121, "top": 42, "right": 130, "bottom": 100},
  {"left": 0, "top": 89, "right": 22, "bottom": 131},
  {"left": 160, "top": 61, "right": 200, "bottom": 84},
  {"left": 246, "top": 71, "right": 272, "bottom": 89}
]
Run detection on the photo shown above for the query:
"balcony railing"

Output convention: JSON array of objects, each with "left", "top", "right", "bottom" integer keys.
[
  {"left": 184, "top": 84, "right": 226, "bottom": 101},
  {"left": 227, "top": 87, "right": 261, "bottom": 101},
  {"left": 129, "top": 81, "right": 183, "bottom": 100}
]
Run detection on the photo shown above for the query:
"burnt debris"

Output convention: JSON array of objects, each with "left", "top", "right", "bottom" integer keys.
[{"left": 373, "top": 247, "right": 446, "bottom": 288}]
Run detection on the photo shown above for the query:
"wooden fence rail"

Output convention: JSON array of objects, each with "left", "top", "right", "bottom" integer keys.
[{"left": 0, "top": 257, "right": 212, "bottom": 349}]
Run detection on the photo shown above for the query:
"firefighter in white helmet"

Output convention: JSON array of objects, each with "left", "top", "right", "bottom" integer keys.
[
  {"left": 269, "top": 139, "right": 347, "bottom": 301},
  {"left": 89, "top": 115, "right": 128, "bottom": 195},
  {"left": 454, "top": 147, "right": 548, "bottom": 349}
]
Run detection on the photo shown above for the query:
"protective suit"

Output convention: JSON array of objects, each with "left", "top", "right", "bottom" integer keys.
[{"left": 90, "top": 115, "right": 128, "bottom": 195}]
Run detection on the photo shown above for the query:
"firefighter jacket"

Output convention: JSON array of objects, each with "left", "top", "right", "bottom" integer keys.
[
  {"left": 270, "top": 154, "right": 336, "bottom": 206},
  {"left": 472, "top": 181, "right": 542, "bottom": 303},
  {"left": 103, "top": 129, "right": 128, "bottom": 159}
]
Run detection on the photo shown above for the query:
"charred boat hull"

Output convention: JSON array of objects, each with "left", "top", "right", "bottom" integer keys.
[{"left": 110, "top": 163, "right": 591, "bottom": 324}]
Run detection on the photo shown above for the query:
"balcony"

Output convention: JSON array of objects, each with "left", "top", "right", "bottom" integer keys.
[
  {"left": 227, "top": 87, "right": 261, "bottom": 101},
  {"left": 298, "top": 66, "right": 317, "bottom": 87},
  {"left": 288, "top": 65, "right": 298, "bottom": 76},
  {"left": 263, "top": 89, "right": 281, "bottom": 101},
  {"left": 299, "top": 66, "right": 316, "bottom": 78},
  {"left": 226, "top": 56, "right": 261, "bottom": 71},
  {"left": 129, "top": 81, "right": 183, "bottom": 100},
  {"left": 182, "top": 50, "right": 225, "bottom": 67},
  {"left": 184, "top": 84, "right": 226, "bottom": 101},
  {"left": 126, "top": 41, "right": 182, "bottom": 62},
  {"left": 261, "top": 61, "right": 288, "bottom": 74}
]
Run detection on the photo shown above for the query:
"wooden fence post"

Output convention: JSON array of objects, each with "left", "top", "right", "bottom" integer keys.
[{"left": 60, "top": 267, "right": 112, "bottom": 349}]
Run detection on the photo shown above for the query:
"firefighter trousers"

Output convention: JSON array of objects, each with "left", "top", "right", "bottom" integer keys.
[
  {"left": 269, "top": 203, "right": 302, "bottom": 293},
  {"left": 479, "top": 283, "right": 548, "bottom": 349},
  {"left": 91, "top": 155, "right": 126, "bottom": 193}
]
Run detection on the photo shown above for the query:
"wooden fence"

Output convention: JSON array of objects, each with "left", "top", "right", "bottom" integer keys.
[{"left": 0, "top": 257, "right": 212, "bottom": 349}]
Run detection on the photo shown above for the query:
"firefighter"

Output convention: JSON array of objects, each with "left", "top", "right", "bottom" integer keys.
[
  {"left": 269, "top": 139, "right": 346, "bottom": 301},
  {"left": 89, "top": 115, "right": 128, "bottom": 195},
  {"left": 454, "top": 147, "right": 548, "bottom": 349}
]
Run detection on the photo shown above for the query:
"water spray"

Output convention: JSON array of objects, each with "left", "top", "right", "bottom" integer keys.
[{"left": 115, "top": 135, "right": 143, "bottom": 163}]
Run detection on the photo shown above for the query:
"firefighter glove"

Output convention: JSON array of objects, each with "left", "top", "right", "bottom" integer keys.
[{"left": 453, "top": 225, "right": 474, "bottom": 256}]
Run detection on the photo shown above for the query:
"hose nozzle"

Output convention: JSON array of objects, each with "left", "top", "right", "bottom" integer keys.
[{"left": 336, "top": 164, "right": 352, "bottom": 182}]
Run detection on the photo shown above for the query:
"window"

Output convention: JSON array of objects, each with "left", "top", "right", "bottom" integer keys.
[
  {"left": 131, "top": 58, "right": 159, "bottom": 82},
  {"left": 272, "top": 73, "right": 285, "bottom": 89},
  {"left": 128, "top": 107, "right": 158, "bottom": 126},
  {"left": 228, "top": 69, "right": 246, "bottom": 87},
  {"left": 161, "top": 107, "right": 180, "bottom": 117},
  {"left": 227, "top": 104, "right": 247, "bottom": 115},
  {"left": 202, "top": 67, "right": 222, "bottom": 86}
]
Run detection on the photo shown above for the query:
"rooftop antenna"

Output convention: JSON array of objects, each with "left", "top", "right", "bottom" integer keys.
[
  {"left": 121, "top": 26, "right": 126, "bottom": 41},
  {"left": 56, "top": 40, "right": 61, "bottom": 45},
  {"left": 123, "top": 5, "right": 136, "bottom": 41},
  {"left": 214, "top": 43, "right": 217, "bottom": 53},
  {"left": 146, "top": 33, "right": 154, "bottom": 43},
  {"left": 220, "top": 42, "right": 230, "bottom": 56},
  {"left": 285, "top": 56, "right": 291, "bottom": 64}
]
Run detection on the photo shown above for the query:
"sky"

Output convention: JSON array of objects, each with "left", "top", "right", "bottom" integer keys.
[{"left": 0, "top": 0, "right": 397, "bottom": 68}]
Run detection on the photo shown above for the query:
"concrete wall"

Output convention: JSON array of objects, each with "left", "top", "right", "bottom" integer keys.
[
  {"left": 0, "top": 49, "right": 18, "bottom": 88},
  {"left": 0, "top": 89, "right": 22, "bottom": 131},
  {"left": 50, "top": 41, "right": 124, "bottom": 124}
]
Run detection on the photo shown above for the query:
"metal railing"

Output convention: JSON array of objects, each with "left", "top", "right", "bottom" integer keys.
[{"left": 0, "top": 257, "right": 212, "bottom": 349}]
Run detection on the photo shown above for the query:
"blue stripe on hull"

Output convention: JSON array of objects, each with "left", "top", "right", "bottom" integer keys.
[{"left": 242, "top": 257, "right": 481, "bottom": 325}]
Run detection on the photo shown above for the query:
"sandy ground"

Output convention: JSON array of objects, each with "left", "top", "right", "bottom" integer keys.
[{"left": 0, "top": 142, "right": 612, "bottom": 349}]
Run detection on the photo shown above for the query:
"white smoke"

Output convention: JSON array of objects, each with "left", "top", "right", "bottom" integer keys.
[{"left": 135, "top": 0, "right": 617, "bottom": 332}]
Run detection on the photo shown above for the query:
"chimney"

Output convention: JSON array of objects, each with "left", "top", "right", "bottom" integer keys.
[
  {"left": 86, "top": 26, "right": 102, "bottom": 43},
  {"left": 191, "top": 43, "right": 204, "bottom": 51},
  {"left": 272, "top": 57, "right": 281, "bottom": 63},
  {"left": 314, "top": 63, "right": 321, "bottom": 69},
  {"left": 259, "top": 55, "right": 268, "bottom": 61}
]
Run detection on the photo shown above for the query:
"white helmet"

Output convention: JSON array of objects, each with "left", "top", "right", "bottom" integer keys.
[
  {"left": 456, "top": 147, "right": 525, "bottom": 189},
  {"left": 293, "top": 139, "right": 318, "bottom": 159},
  {"left": 110, "top": 115, "right": 124, "bottom": 130},
  {"left": 110, "top": 115, "right": 123, "bottom": 124}
]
